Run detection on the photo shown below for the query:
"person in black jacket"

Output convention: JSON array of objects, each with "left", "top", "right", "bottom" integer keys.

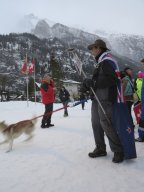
[
  {"left": 59, "top": 86, "right": 70, "bottom": 117},
  {"left": 83, "top": 39, "right": 123, "bottom": 163},
  {"left": 79, "top": 92, "right": 86, "bottom": 110}
]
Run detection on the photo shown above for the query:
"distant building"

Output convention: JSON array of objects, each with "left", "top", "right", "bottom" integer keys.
[{"left": 62, "top": 80, "right": 81, "bottom": 100}]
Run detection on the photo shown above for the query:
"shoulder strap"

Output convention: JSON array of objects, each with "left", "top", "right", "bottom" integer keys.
[{"left": 98, "top": 52, "right": 124, "bottom": 103}]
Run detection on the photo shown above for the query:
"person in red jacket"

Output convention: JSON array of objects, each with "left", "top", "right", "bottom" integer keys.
[{"left": 40, "top": 74, "right": 55, "bottom": 128}]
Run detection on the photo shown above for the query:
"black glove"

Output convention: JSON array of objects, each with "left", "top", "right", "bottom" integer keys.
[
  {"left": 80, "top": 85, "right": 89, "bottom": 93},
  {"left": 83, "top": 78, "right": 94, "bottom": 88}
]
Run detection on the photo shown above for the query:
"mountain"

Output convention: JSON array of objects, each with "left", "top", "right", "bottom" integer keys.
[
  {"left": 0, "top": 15, "right": 144, "bottom": 95},
  {"left": 32, "top": 18, "right": 144, "bottom": 63},
  {"left": 0, "top": 32, "right": 142, "bottom": 94},
  {"left": 33, "top": 20, "right": 52, "bottom": 39},
  {"left": 94, "top": 30, "right": 144, "bottom": 62},
  {"left": 11, "top": 13, "right": 144, "bottom": 63},
  {"left": 108, "top": 33, "right": 144, "bottom": 62}
]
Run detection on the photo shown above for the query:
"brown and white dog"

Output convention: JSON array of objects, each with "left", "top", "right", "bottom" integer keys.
[{"left": 0, "top": 118, "right": 37, "bottom": 152}]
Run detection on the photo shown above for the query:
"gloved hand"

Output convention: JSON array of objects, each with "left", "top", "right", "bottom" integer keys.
[
  {"left": 83, "top": 78, "right": 94, "bottom": 88},
  {"left": 79, "top": 86, "right": 88, "bottom": 93}
]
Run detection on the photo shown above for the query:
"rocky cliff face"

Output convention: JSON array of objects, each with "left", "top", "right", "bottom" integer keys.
[{"left": 33, "top": 20, "right": 52, "bottom": 39}]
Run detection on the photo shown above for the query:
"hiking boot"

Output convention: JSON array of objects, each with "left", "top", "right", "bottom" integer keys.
[
  {"left": 112, "top": 152, "right": 124, "bottom": 163},
  {"left": 88, "top": 148, "right": 107, "bottom": 158},
  {"left": 135, "top": 137, "right": 144, "bottom": 142}
]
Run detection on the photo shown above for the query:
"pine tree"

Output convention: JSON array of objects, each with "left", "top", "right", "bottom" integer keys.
[
  {"left": 0, "top": 74, "right": 9, "bottom": 91},
  {"left": 50, "top": 52, "right": 64, "bottom": 92}
]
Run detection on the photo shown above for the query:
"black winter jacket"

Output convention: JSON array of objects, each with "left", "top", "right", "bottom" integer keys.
[
  {"left": 91, "top": 53, "right": 118, "bottom": 103},
  {"left": 59, "top": 89, "right": 70, "bottom": 102}
]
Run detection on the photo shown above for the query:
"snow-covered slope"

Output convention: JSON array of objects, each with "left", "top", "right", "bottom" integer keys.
[{"left": 0, "top": 101, "right": 143, "bottom": 192}]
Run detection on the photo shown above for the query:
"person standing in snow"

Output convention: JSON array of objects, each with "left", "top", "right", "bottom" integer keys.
[
  {"left": 59, "top": 86, "right": 70, "bottom": 117},
  {"left": 135, "top": 59, "right": 144, "bottom": 142},
  {"left": 122, "top": 67, "right": 135, "bottom": 128},
  {"left": 79, "top": 92, "right": 86, "bottom": 110},
  {"left": 82, "top": 39, "right": 124, "bottom": 163},
  {"left": 40, "top": 74, "right": 55, "bottom": 128}
]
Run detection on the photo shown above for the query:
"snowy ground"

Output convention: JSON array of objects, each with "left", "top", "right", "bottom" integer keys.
[{"left": 0, "top": 101, "right": 144, "bottom": 192}]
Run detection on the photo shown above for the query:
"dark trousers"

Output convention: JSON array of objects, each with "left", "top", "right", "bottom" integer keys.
[
  {"left": 81, "top": 102, "right": 85, "bottom": 110},
  {"left": 91, "top": 100, "right": 123, "bottom": 152},
  {"left": 62, "top": 100, "right": 69, "bottom": 115},
  {"left": 138, "top": 131, "right": 144, "bottom": 139},
  {"left": 41, "top": 103, "right": 53, "bottom": 126}
]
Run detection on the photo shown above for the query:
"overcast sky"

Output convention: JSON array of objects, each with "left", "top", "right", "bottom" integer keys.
[{"left": 0, "top": 0, "right": 144, "bottom": 36}]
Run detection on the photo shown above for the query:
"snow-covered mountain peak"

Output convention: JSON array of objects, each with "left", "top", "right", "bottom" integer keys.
[{"left": 33, "top": 19, "right": 51, "bottom": 38}]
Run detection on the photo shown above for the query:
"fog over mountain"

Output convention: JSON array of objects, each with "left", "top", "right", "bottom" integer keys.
[{"left": 13, "top": 14, "right": 55, "bottom": 34}]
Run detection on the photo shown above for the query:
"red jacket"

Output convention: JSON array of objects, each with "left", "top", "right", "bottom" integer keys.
[{"left": 40, "top": 80, "right": 55, "bottom": 104}]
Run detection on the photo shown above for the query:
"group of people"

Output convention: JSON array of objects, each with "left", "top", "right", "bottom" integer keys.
[
  {"left": 133, "top": 61, "right": 144, "bottom": 142},
  {"left": 121, "top": 63, "right": 144, "bottom": 142},
  {"left": 39, "top": 38, "right": 144, "bottom": 163},
  {"left": 40, "top": 75, "right": 88, "bottom": 129}
]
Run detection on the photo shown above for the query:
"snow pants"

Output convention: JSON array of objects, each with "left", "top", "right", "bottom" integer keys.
[
  {"left": 62, "top": 100, "right": 69, "bottom": 115},
  {"left": 41, "top": 102, "right": 53, "bottom": 126}
]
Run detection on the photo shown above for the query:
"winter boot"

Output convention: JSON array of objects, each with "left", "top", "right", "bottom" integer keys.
[
  {"left": 41, "top": 124, "right": 47, "bottom": 128},
  {"left": 64, "top": 114, "right": 68, "bottom": 117},
  {"left": 46, "top": 124, "right": 54, "bottom": 128},
  {"left": 135, "top": 137, "right": 144, "bottom": 142},
  {"left": 112, "top": 152, "right": 124, "bottom": 163},
  {"left": 88, "top": 147, "right": 107, "bottom": 158}
]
